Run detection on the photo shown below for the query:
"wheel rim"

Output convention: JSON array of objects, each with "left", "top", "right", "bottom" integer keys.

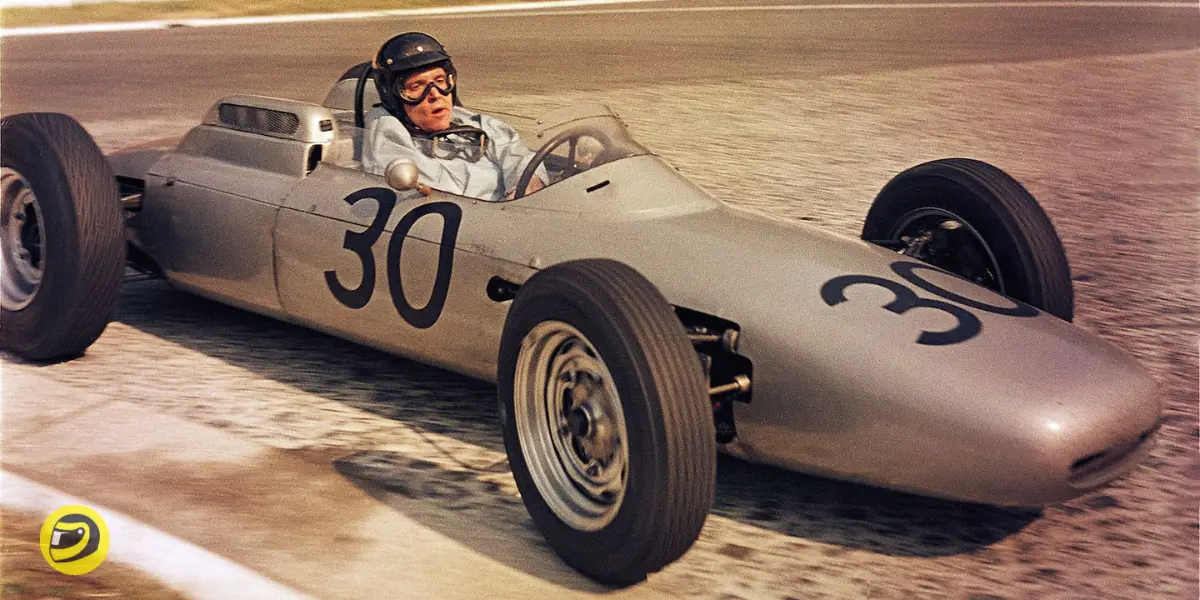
[
  {"left": 513, "top": 320, "right": 629, "bottom": 532},
  {"left": 892, "top": 207, "right": 1006, "bottom": 294},
  {"left": 1, "top": 167, "right": 46, "bottom": 311}
]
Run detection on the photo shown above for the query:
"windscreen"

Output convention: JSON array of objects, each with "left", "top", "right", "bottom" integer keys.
[{"left": 509, "top": 103, "right": 651, "bottom": 192}]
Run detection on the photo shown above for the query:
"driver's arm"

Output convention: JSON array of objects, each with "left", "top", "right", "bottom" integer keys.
[{"left": 485, "top": 117, "right": 548, "bottom": 196}]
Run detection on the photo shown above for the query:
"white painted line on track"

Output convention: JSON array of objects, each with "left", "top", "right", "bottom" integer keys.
[
  {"left": 0, "top": 0, "right": 166, "bottom": 7},
  {"left": 1, "top": 471, "right": 316, "bottom": 600},
  {"left": 3, "top": 0, "right": 1193, "bottom": 37},
  {"left": 0, "top": 0, "right": 663, "bottom": 36}
]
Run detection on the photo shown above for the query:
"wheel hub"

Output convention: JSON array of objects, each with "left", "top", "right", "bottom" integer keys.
[
  {"left": 1, "top": 167, "right": 46, "bottom": 311},
  {"left": 563, "top": 382, "right": 617, "bottom": 464},
  {"left": 894, "top": 209, "right": 1005, "bottom": 294},
  {"left": 567, "top": 405, "right": 591, "bottom": 438}
]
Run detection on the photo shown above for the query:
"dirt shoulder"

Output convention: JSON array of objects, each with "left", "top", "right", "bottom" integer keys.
[{"left": 1, "top": 511, "right": 189, "bottom": 600}]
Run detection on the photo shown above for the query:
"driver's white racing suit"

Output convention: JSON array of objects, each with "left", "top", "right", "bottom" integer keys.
[{"left": 362, "top": 106, "right": 543, "bottom": 201}]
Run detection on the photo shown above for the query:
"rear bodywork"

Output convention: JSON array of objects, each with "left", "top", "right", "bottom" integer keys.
[{"left": 108, "top": 93, "right": 1161, "bottom": 507}]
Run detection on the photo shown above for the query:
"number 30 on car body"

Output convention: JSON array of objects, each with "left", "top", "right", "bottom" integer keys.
[
  {"left": 820, "top": 260, "right": 1038, "bottom": 346},
  {"left": 324, "top": 187, "right": 463, "bottom": 329}
]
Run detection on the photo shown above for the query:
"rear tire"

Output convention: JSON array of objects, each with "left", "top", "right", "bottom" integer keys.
[
  {"left": 862, "top": 158, "right": 1073, "bottom": 321},
  {"left": 0, "top": 113, "right": 124, "bottom": 361},
  {"left": 498, "top": 259, "right": 715, "bottom": 585}
]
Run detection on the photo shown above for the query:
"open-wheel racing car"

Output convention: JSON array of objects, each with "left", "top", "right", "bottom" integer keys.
[{"left": 0, "top": 66, "right": 1162, "bottom": 585}]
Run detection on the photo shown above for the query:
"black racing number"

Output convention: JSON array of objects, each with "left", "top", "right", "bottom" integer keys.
[
  {"left": 820, "top": 273, "right": 983, "bottom": 346},
  {"left": 324, "top": 188, "right": 396, "bottom": 309},
  {"left": 890, "top": 261, "right": 1037, "bottom": 317},
  {"left": 386, "top": 202, "right": 463, "bottom": 329},
  {"left": 325, "top": 190, "right": 462, "bottom": 329},
  {"left": 820, "top": 259, "right": 1040, "bottom": 346}
]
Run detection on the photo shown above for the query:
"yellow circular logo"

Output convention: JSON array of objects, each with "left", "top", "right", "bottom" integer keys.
[{"left": 39, "top": 505, "right": 109, "bottom": 575}]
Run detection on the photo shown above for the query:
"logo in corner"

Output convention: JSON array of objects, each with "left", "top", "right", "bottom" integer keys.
[{"left": 40, "top": 505, "right": 109, "bottom": 575}]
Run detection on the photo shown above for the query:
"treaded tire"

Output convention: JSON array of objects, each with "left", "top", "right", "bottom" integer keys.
[
  {"left": 0, "top": 113, "right": 124, "bottom": 361},
  {"left": 498, "top": 259, "right": 716, "bottom": 585},
  {"left": 862, "top": 158, "right": 1074, "bottom": 321}
]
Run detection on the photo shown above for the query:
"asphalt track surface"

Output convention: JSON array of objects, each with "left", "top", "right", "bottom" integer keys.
[
  {"left": 2, "top": 0, "right": 1198, "bottom": 122},
  {"left": 2, "top": 1, "right": 1199, "bottom": 598}
]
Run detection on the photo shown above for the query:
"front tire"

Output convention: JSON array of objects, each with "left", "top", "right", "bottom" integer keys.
[
  {"left": 498, "top": 259, "right": 715, "bottom": 585},
  {"left": 862, "top": 158, "right": 1073, "bottom": 321},
  {"left": 0, "top": 113, "right": 124, "bottom": 361}
]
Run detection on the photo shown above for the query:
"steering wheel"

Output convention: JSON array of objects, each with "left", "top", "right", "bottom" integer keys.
[{"left": 512, "top": 124, "right": 615, "bottom": 200}]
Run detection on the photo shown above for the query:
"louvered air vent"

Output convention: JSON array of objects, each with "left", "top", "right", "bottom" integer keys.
[
  {"left": 218, "top": 103, "right": 301, "bottom": 138},
  {"left": 202, "top": 95, "right": 338, "bottom": 145}
]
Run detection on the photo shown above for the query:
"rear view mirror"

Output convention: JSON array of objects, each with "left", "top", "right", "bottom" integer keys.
[{"left": 384, "top": 158, "right": 421, "bottom": 191}]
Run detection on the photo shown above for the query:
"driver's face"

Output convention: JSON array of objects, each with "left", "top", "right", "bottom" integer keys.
[{"left": 401, "top": 67, "right": 454, "bottom": 133}]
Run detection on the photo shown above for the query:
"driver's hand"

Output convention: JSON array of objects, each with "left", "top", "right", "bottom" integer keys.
[{"left": 506, "top": 175, "right": 546, "bottom": 200}]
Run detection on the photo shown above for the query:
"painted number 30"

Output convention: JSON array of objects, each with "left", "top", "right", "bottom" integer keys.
[
  {"left": 324, "top": 188, "right": 462, "bottom": 329},
  {"left": 820, "top": 261, "right": 1037, "bottom": 346}
]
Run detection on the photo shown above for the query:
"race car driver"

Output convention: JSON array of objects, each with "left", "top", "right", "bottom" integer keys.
[{"left": 363, "top": 32, "right": 545, "bottom": 201}]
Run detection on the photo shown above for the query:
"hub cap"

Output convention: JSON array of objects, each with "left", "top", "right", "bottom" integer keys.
[
  {"left": 1, "top": 168, "right": 46, "bottom": 311},
  {"left": 513, "top": 321, "right": 629, "bottom": 531}
]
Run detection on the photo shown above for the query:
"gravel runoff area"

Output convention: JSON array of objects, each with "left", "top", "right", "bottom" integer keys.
[{"left": 10, "top": 48, "right": 1199, "bottom": 599}]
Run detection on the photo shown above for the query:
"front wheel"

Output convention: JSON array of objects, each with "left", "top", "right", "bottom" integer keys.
[
  {"left": 498, "top": 259, "right": 715, "bottom": 585},
  {"left": 862, "top": 158, "right": 1073, "bottom": 321}
]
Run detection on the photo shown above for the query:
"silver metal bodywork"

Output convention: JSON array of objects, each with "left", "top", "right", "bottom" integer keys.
[{"left": 109, "top": 94, "right": 1161, "bottom": 507}]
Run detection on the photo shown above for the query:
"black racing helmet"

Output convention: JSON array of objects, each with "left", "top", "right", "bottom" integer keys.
[{"left": 372, "top": 32, "right": 460, "bottom": 124}]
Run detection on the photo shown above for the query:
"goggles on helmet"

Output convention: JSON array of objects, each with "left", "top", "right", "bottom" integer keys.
[
  {"left": 423, "top": 126, "right": 488, "bottom": 162},
  {"left": 395, "top": 72, "right": 456, "bottom": 105}
]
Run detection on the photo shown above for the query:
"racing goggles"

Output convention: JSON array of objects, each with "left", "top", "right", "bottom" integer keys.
[
  {"left": 396, "top": 72, "right": 456, "bottom": 105},
  {"left": 425, "top": 126, "right": 489, "bottom": 162}
]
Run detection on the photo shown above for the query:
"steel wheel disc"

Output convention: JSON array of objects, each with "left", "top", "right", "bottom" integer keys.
[
  {"left": 1, "top": 167, "right": 46, "bottom": 311},
  {"left": 513, "top": 320, "right": 629, "bottom": 532}
]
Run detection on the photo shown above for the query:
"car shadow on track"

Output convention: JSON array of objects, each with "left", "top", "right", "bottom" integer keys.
[
  {"left": 105, "top": 282, "right": 1038, "bottom": 575},
  {"left": 328, "top": 448, "right": 609, "bottom": 591}
]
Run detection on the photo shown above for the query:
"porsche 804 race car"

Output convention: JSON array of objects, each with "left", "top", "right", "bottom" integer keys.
[{"left": 0, "top": 67, "right": 1161, "bottom": 584}]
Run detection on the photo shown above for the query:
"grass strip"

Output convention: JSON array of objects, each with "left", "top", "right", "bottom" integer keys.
[{"left": 1, "top": 0, "right": 531, "bottom": 29}]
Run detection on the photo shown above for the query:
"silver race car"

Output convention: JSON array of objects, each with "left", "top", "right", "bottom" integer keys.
[{"left": 0, "top": 68, "right": 1161, "bottom": 584}]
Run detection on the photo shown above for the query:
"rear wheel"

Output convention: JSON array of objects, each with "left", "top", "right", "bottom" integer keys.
[
  {"left": 863, "top": 158, "right": 1073, "bottom": 321},
  {"left": 0, "top": 113, "right": 124, "bottom": 360},
  {"left": 498, "top": 259, "right": 715, "bottom": 585}
]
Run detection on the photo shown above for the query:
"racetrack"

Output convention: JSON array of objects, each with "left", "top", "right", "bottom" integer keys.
[{"left": 2, "top": 1, "right": 1198, "bottom": 598}]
